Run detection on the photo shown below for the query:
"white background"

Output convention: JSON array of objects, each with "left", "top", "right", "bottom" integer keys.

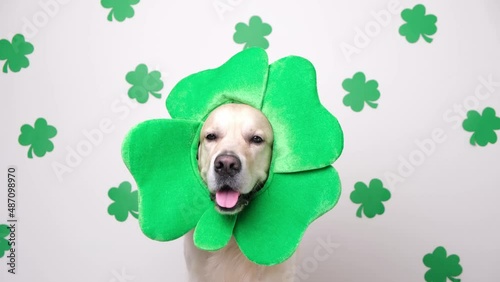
[{"left": 0, "top": 0, "right": 499, "bottom": 281}]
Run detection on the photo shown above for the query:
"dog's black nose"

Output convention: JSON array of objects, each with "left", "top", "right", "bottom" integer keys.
[{"left": 214, "top": 154, "right": 241, "bottom": 177}]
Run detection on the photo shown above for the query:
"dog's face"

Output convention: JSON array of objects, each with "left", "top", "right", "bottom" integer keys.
[{"left": 198, "top": 103, "right": 273, "bottom": 214}]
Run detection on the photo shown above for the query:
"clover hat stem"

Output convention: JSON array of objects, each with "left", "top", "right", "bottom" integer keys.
[
  {"left": 27, "top": 146, "right": 33, "bottom": 159},
  {"left": 356, "top": 205, "right": 363, "bottom": 218},
  {"left": 2, "top": 61, "right": 8, "bottom": 73},
  {"left": 150, "top": 92, "right": 161, "bottom": 99},
  {"left": 470, "top": 138, "right": 476, "bottom": 146},
  {"left": 107, "top": 11, "right": 113, "bottom": 22},
  {"left": 365, "top": 101, "right": 378, "bottom": 109},
  {"left": 130, "top": 210, "right": 139, "bottom": 219},
  {"left": 422, "top": 34, "right": 433, "bottom": 43}
]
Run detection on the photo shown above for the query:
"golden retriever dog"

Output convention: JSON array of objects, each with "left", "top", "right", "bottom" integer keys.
[{"left": 184, "top": 103, "right": 297, "bottom": 281}]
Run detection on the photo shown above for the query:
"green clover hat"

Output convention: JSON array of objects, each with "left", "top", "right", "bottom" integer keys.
[{"left": 122, "top": 48, "right": 344, "bottom": 265}]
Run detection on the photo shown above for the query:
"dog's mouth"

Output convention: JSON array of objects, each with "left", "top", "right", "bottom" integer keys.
[
  {"left": 216, "top": 186, "right": 241, "bottom": 209},
  {"left": 210, "top": 185, "right": 252, "bottom": 214}
]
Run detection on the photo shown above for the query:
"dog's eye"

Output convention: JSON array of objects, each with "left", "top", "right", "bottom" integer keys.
[
  {"left": 206, "top": 133, "right": 217, "bottom": 141},
  {"left": 250, "top": 135, "right": 264, "bottom": 144}
]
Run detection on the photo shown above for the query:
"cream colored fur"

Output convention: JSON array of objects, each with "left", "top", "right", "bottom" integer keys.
[{"left": 186, "top": 104, "right": 296, "bottom": 281}]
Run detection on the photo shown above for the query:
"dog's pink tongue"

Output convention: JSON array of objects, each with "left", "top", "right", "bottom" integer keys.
[{"left": 216, "top": 190, "right": 240, "bottom": 208}]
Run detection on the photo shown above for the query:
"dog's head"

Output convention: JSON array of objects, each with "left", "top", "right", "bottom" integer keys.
[{"left": 197, "top": 103, "right": 273, "bottom": 214}]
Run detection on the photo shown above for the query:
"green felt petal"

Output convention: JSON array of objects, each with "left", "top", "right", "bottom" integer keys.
[
  {"left": 122, "top": 119, "right": 211, "bottom": 241},
  {"left": 122, "top": 50, "right": 345, "bottom": 266},
  {"left": 166, "top": 48, "right": 269, "bottom": 121},
  {"left": 234, "top": 166, "right": 341, "bottom": 265},
  {"left": 261, "top": 56, "right": 343, "bottom": 173},
  {"left": 194, "top": 207, "right": 236, "bottom": 251}
]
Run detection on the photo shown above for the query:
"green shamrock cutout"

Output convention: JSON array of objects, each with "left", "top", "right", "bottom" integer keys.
[
  {"left": 342, "top": 72, "right": 380, "bottom": 112},
  {"left": 462, "top": 107, "right": 500, "bottom": 146},
  {"left": 18, "top": 118, "right": 57, "bottom": 159},
  {"left": 122, "top": 48, "right": 343, "bottom": 265},
  {"left": 0, "top": 224, "right": 11, "bottom": 258},
  {"left": 0, "top": 34, "right": 34, "bottom": 73},
  {"left": 423, "top": 246, "right": 463, "bottom": 282},
  {"left": 126, "top": 64, "right": 163, "bottom": 104},
  {"left": 108, "top": 181, "right": 138, "bottom": 222},
  {"left": 233, "top": 16, "right": 272, "bottom": 49},
  {"left": 101, "top": 0, "right": 140, "bottom": 22},
  {"left": 350, "top": 178, "right": 391, "bottom": 218},
  {"left": 399, "top": 4, "right": 438, "bottom": 43}
]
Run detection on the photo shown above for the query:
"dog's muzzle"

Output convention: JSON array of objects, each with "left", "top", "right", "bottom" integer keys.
[
  {"left": 212, "top": 153, "right": 244, "bottom": 211},
  {"left": 214, "top": 154, "right": 241, "bottom": 177}
]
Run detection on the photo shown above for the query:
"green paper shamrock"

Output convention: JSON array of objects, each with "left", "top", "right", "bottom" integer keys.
[
  {"left": 107, "top": 181, "right": 138, "bottom": 222},
  {"left": 399, "top": 4, "right": 438, "bottom": 43},
  {"left": 233, "top": 16, "right": 272, "bottom": 49},
  {"left": 18, "top": 118, "right": 57, "bottom": 159},
  {"left": 350, "top": 178, "right": 391, "bottom": 218},
  {"left": 101, "top": 0, "right": 140, "bottom": 22},
  {"left": 342, "top": 72, "right": 380, "bottom": 112},
  {"left": 423, "top": 246, "right": 463, "bottom": 282},
  {"left": 122, "top": 48, "right": 343, "bottom": 265},
  {"left": 0, "top": 34, "right": 34, "bottom": 73},
  {"left": 462, "top": 107, "right": 500, "bottom": 146},
  {"left": 0, "top": 224, "right": 11, "bottom": 258},
  {"left": 126, "top": 64, "right": 163, "bottom": 104}
]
